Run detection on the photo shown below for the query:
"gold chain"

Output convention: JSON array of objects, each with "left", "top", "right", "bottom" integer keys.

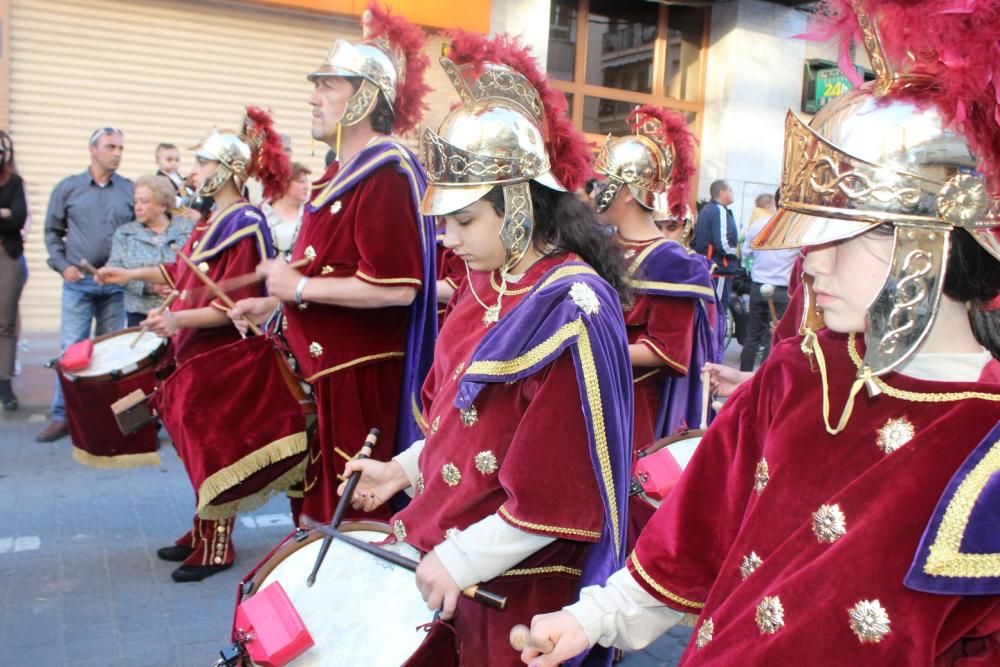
[
  {"left": 490, "top": 270, "right": 532, "bottom": 295},
  {"left": 847, "top": 333, "right": 1000, "bottom": 403}
]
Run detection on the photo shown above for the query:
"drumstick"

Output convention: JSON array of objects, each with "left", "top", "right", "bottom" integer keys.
[
  {"left": 509, "top": 624, "right": 555, "bottom": 654},
  {"left": 130, "top": 290, "right": 179, "bottom": 348},
  {"left": 700, "top": 368, "right": 711, "bottom": 430},
  {"left": 306, "top": 428, "right": 379, "bottom": 587},
  {"left": 177, "top": 252, "right": 262, "bottom": 336},
  {"left": 187, "top": 257, "right": 311, "bottom": 302},
  {"left": 305, "top": 522, "right": 508, "bottom": 611}
]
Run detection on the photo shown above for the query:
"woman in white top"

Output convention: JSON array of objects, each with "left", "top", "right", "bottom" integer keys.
[{"left": 262, "top": 161, "right": 310, "bottom": 260}]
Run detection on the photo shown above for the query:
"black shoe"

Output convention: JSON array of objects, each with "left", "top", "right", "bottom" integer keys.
[
  {"left": 156, "top": 545, "right": 195, "bottom": 562},
  {"left": 0, "top": 379, "right": 16, "bottom": 411},
  {"left": 171, "top": 563, "right": 232, "bottom": 582}
]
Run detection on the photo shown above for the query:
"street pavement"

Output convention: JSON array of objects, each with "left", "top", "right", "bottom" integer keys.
[{"left": 0, "top": 332, "right": 695, "bottom": 666}]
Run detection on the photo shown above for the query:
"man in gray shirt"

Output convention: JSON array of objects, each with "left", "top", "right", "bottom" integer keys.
[{"left": 37, "top": 128, "right": 133, "bottom": 442}]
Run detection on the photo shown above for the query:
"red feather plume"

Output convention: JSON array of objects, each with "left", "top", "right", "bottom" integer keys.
[
  {"left": 243, "top": 106, "right": 291, "bottom": 202},
  {"left": 628, "top": 105, "right": 698, "bottom": 218},
  {"left": 364, "top": 2, "right": 431, "bottom": 136},
  {"left": 445, "top": 30, "right": 594, "bottom": 192},
  {"left": 815, "top": 0, "right": 1000, "bottom": 195}
]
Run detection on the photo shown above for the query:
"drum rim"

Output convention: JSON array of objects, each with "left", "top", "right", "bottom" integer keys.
[
  {"left": 638, "top": 428, "right": 705, "bottom": 458},
  {"left": 240, "top": 520, "right": 393, "bottom": 599},
  {"left": 61, "top": 326, "right": 167, "bottom": 382}
]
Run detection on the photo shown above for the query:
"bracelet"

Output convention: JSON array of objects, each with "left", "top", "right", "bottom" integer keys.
[{"left": 294, "top": 276, "right": 310, "bottom": 305}]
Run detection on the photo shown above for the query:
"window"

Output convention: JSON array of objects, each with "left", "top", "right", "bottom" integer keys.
[{"left": 547, "top": 0, "right": 707, "bottom": 141}]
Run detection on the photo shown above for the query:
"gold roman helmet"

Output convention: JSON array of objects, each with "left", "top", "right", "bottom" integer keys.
[
  {"left": 307, "top": 10, "right": 403, "bottom": 128},
  {"left": 752, "top": 0, "right": 1000, "bottom": 387},
  {"left": 420, "top": 58, "right": 567, "bottom": 276},
  {"left": 192, "top": 129, "right": 252, "bottom": 198},
  {"left": 593, "top": 124, "right": 672, "bottom": 215}
]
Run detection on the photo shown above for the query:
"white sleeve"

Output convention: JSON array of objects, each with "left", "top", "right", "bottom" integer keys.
[
  {"left": 433, "top": 514, "right": 556, "bottom": 590},
  {"left": 564, "top": 568, "right": 685, "bottom": 650},
  {"left": 391, "top": 439, "right": 425, "bottom": 494},
  {"left": 717, "top": 204, "right": 737, "bottom": 256}
]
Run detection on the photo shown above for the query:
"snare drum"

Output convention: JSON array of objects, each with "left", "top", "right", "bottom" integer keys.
[
  {"left": 153, "top": 335, "right": 312, "bottom": 520},
  {"left": 59, "top": 327, "right": 168, "bottom": 468},
  {"left": 235, "top": 520, "right": 431, "bottom": 666},
  {"left": 628, "top": 429, "right": 704, "bottom": 549}
]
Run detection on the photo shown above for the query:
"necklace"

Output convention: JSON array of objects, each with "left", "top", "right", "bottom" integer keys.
[{"left": 466, "top": 262, "right": 504, "bottom": 326}]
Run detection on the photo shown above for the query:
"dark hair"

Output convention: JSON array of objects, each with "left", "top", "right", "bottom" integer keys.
[
  {"left": 943, "top": 228, "right": 1000, "bottom": 359},
  {"left": 155, "top": 143, "right": 178, "bottom": 155},
  {"left": 709, "top": 180, "right": 729, "bottom": 199},
  {"left": 370, "top": 92, "right": 394, "bottom": 135},
  {"left": 0, "top": 130, "right": 16, "bottom": 177},
  {"left": 482, "top": 181, "right": 630, "bottom": 302}
]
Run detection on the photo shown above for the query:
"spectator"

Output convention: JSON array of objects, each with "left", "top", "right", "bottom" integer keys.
[
  {"left": 38, "top": 127, "right": 133, "bottom": 443},
  {"left": 739, "top": 192, "right": 796, "bottom": 371},
  {"left": 693, "top": 179, "right": 740, "bottom": 329},
  {"left": 108, "top": 175, "right": 193, "bottom": 326},
  {"left": 261, "top": 161, "right": 310, "bottom": 260},
  {"left": 741, "top": 193, "right": 777, "bottom": 272},
  {"left": 280, "top": 133, "right": 293, "bottom": 157},
  {"left": 0, "top": 130, "right": 28, "bottom": 411}
]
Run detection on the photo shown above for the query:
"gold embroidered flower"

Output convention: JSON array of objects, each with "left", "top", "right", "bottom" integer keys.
[
  {"left": 740, "top": 552, "right": 763, "bottom": 580},
  {"left": 848, "top": 599, "right": 891, "bottom": 643},
  {"left": 754, "top": 459, "right": 770, "bottom": 494},
  {"left": 451, "top": 362, "right": 465, "bottom": 381},
  {"left": 569, "top": 282, "right": 601, "bottom": 315},
  {"left": 415, "top": 473, "right": 424, "bottom": 494},
  {"left": 430, "top": 416, "right": 441, "bottom": 435},
  {"left": 460, "top": 405, "right": 478, "bottom": 427},
  {"left": 308, "top": 341, "right": 324, "bottom": 358},
  {"left": 876, "top": 417, "right": 914, "bottom": 454},
  {"left": 474, "top": 450, "right": 499, "bottom": 475},
  {"left": 304, "top": 245, "right": 317, "bottom": 261},
  {"left": 623, "top": 248, "right": 637, "bottom": 260},
  {"left": 197, "top": 261, "right": 210, "bottom": 273},
  {"left": 695, "top": 618, "right": 714, "bottom": 648},
  {"left": 441, "top": 463, "right": 462, "bottom": 487},
  {"left": 444, "top": 527, "right": 459, "bottom": 540},
  {"left": 755, "top": 596, "right": 784, "bottom": 635},
  {"left": 321, "top": 265, "right": 334, "bottom": 275},
  {"left": 812, "top": 504, "right": 847, "bottom": 544},
  {"left": 331, "top": 200, "right": 342, "bottom": 214},
  {"left": 393, "top": 519, "right": 406, "bottom": 541}
]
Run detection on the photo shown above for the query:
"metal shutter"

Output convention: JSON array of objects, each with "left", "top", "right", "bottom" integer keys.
[{"left": 10, "top": 0, "right": 444, "bottom": 329}]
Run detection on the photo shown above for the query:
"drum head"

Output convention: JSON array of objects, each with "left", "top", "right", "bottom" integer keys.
[
  {"left": 252, "top": 525, "right": 431, "bottom": 666},
  {"left": 68, "top": 329, "right": 164, "bottom": 379}
]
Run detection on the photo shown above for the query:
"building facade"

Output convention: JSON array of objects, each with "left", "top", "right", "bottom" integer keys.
[{"left": 1, "top": 0, "right": 837, "bottom": 329}]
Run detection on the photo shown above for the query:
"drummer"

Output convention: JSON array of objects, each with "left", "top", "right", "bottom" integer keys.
[
  {"left": 97, "top": 108, "right": 290, "bottom": 582},
  {"left": 520, "top": 0, "right": 1000, "bottom": 663},
  {"left": 228, "top": 4, "right": 437, "bottom": 527},
  {"left": 339, "top": 34, "right": 633, "bottom": 666},
  {"left": 594, "top": 106, "right": 717, "bottom": 448},
  {"left": 591, "top": 108, "right": 719, "bottom": 548}
]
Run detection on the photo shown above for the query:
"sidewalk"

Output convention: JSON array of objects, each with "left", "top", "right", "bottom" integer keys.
[{"left": 0, "top": 332, "right": 692, "bottom": 666}]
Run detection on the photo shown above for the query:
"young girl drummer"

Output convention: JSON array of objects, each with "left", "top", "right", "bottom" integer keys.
[
  {"left": 521, "top": 1, "right": 1000, "bottom": 664},
  {"left": 340, "top": 33, "right": 634, "bottom": 666},
  {"left": 98, "top": 108, "right": 289, "bottom": 581}
]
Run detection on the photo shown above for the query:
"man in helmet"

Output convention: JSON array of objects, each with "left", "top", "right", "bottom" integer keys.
[
  {"left": 521, "top": 0, "right": 1000, "bottom": 663},
  {"left": 229, "top": 4, "right": 437, "bottom": 526},
  {"left": 98, "top": 109, "right": 289, "bottom": 581}
]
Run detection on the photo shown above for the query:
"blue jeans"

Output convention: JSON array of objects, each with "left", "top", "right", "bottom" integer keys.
[{"left": 51, "top": 277, "right": 125, "bottom": 419}]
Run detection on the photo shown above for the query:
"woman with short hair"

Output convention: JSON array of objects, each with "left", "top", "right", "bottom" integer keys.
[{"left": 107, "top": 174, "right": 193, "bottom": 326}]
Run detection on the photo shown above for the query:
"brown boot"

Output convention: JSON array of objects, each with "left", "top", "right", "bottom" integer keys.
[{"left": 36, "top": 419, "right": 69, "bottom": 442}]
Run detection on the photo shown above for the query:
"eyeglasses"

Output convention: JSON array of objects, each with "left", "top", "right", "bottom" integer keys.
[{"left": 89, "top": 127, "right": 124, "bottom": 145}]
